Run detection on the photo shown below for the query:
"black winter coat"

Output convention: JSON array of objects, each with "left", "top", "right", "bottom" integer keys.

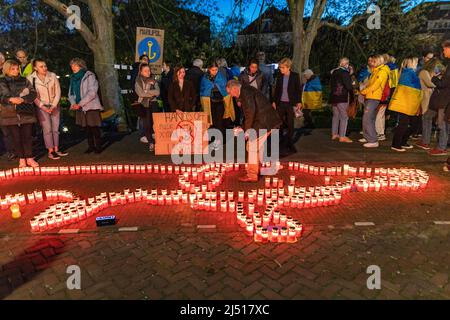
[
  {"left": 239, "top": 85, "right": 282, "bottom": 132},
  {"left": 186, "top": 66, "right": 204, "bottom": 104},
  {"left": 0, "top": 76, "right": 37, "bottom": 126},
  {"left": 273, "top": 71, "right": 302, "bottom": 106},
  {"left": 329, "top": 67, "right": 354, "bottom": 104},
  {"left": 168, "top": 80, "right": 197, "bottom": 112},
  {"left": 429, "top": 61, "right": 450, "bottom": 112}
]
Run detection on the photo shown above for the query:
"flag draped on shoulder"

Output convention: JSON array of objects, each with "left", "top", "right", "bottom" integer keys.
[
  {"left": 388, "top": 68, "right": 422, "bottom": 116},
  {"left": 302, "top": 76, "right": 322, "bottom": 110}
]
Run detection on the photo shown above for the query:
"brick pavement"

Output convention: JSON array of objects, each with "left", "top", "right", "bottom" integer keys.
[{"left": 0, "top": 129, "right": 448, "bottom": 299}]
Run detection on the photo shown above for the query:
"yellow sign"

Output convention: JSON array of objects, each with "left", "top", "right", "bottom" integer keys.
[{"left": 135, "top": 27, "right": 165, "bottom": 75}]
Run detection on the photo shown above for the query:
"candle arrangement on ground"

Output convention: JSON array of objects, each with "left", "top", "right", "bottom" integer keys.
[{"left": 0, "top": 162, "right": 430, "bottom": 243}]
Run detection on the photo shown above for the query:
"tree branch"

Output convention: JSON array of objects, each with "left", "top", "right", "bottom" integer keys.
[
  {"left": 319, "top": 15, "right": 366, "bottom": 31},
  {"left": 42, "top": 0, "right": 96, "bottom": 44}
]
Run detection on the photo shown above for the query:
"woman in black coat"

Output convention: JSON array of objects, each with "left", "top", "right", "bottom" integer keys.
[
  {"left": 168, "top": 65, "right": 197, "bottom": 113},
  {"left": 0, "top": 59, "right": 38, "bottom": 168}
]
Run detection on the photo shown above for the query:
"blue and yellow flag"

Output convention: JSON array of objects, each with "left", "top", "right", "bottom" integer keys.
[
  {"left": 302, "top": 76, "right": 322, "bottom": 110},
  {"left": 388, "top": 68, "right": 422, "bottom": 116},
  {"left": 387, "top": 63, "right": 399, "bottom": 89}
]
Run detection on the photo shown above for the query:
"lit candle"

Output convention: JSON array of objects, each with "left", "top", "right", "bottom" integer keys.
[
  {"left": 271, "top": 227, "right": 279, "bottom": 242},
  {"left": 280, "top": 227, "right": 288, "bottom": 242},
  {"left": 246, "top": 220, "right": 254, "bottom": 236},
  {"left": 325, "top": 176, "right": 331, "bottom": 185},
  {"left": 10, "top": 204, "right": 21, "bottom": 219},
  {"left": 261, "top": 228, "right": 269, "bottom": 243},
  {"left": 287, "top": 227, "right": 297, "bottom": 243}
]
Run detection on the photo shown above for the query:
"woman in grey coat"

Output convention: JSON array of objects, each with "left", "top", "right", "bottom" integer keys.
[{"left": 68, "top": 58, "right": 104, "bottom": 154}]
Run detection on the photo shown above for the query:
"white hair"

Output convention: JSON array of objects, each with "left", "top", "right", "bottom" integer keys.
[
  {"left": 193, "top": 58, "right": 203, "bottom": 68},
  {"left": 303, "top": 69, "right": 314, "bottom": 77}
]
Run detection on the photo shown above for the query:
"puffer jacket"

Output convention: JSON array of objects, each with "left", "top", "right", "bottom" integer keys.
[
  {"left": 360, "top": 64, "right": 390, "bottom": 101},
  {"left": 68, "top": 70, "right": 103, "bottom": 112},
  {"left": 0, "top": 76, "right": 37, "bottom": 126},
  {"left": 27, "top": 71, "right": 61, "bottom": 109}
]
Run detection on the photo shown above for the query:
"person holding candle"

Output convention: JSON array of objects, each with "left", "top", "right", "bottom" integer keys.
[
  {"left": 0, "top": 59, "right": 39, "bottom": 168},
  {"left": 134, "top": 63, "right": 160, "bottom": 152},
  {"left": 226, "top": 80, "right": 282, "bottom": 182},
  {"left": 68, "top": 58, "right": 104, "bottom": 154},
  {"left": 27, "top": 59, "right": 68, "bottom": 160}
]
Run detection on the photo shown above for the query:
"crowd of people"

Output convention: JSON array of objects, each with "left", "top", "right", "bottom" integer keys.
[{"left": 0, "top": 40, "right": 449, "bottom": 172}]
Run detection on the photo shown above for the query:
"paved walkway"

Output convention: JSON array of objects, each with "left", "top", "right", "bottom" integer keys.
[{"left": 0, "top": 129, "right": 449, "bottom": 299}]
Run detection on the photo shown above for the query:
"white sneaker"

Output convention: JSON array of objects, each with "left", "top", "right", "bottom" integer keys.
[
  {"left": 140, "top": 136, "right": 148, "bottom": 144},
  {"left": 444, "top": 165, "right": 449, "bottom": 172},
  {"left": 363, "top": 142, "right": 379, "bottom": 148},
  {"left": 19, "top": 158, "right": 26, "bottom": 168},
  {"left": 26, "top": 158, "right": 39, "bottom": 168},
  {"left": 359, "top": 131, "right": 364, "bottom": 135},
  {"left": 378, "top": 134, "right": 386, "bottom": 141},
  {"left": 359, "top": 138, "right": 368, "bottom": 143},
  {"left": 391, "top": 147, "right": 406, "bottom": 152}
]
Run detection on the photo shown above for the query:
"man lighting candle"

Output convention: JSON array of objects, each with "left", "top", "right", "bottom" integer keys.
[{"left": 226, "top": 80, "right": 282, "bottom": 182}]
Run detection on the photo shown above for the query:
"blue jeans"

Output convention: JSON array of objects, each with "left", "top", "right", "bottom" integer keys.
[
  {"left": 422, "top": 109, "right": 449, "bottom": 150},
  {"left": 332, "top": 103, "right": 349, "bottom": 137},
  {"left": 363, "top": 99, "right": 380, "bottom": 143}
]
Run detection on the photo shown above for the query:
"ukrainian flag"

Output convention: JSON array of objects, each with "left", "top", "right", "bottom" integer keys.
[
  {"left": 388, "top": 68, "right": 422, "bottom": 116},
  {"left": 387, "top": 63, "right": 399, "bottom": 89},
  {"left": 302, "top": 76, "right": 323, "bottom": 110}
]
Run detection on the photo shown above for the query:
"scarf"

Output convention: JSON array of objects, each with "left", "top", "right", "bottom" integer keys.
[{"left": 69, "top": 69, "right": 87, "bottom": 104}]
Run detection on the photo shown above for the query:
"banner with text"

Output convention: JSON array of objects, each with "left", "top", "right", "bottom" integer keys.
[{"left": 153, "top": 112, "right": 209, "bottom": 155}]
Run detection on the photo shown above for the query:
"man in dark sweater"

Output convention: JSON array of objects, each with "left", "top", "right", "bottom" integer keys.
[{"left": 227, "top": 80, "right": 282, "bottom": 182}]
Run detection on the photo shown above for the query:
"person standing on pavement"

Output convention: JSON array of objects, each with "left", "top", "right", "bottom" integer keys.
[
  {"left": 427, "top": 40, "right": 450, "bottom": 158},
  {"left": 0, "top": 59, "right": 39, "bottom": 168},
  {"left": 256, "top": 51, "right": 273, "bottom": 100},
  {"left": 359, "top": 55, "right": 390, "bottom": 148},
  {"left": 226, "top": 80, "right": 282, "bottom": 182},
  {"left": 68, "top": 58, "right": 104, "bottom": 154},
  {"left": 416, "top": 58, "right": 441, "bottom": 151},
  {"left": 135, "top": 63, "right": 160, "bottom": 153},
  {"left": 272, "top": 58, "right": 302, "bottom": 155},
  {"left": 27, "top": 59, "right": 68, "bottom": 160},
  {"left": 388, "top": 57, "right": 422, "bottom": 152},
  {"left": 330, "top": 57, "right": 354, "bottom": 143}
]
